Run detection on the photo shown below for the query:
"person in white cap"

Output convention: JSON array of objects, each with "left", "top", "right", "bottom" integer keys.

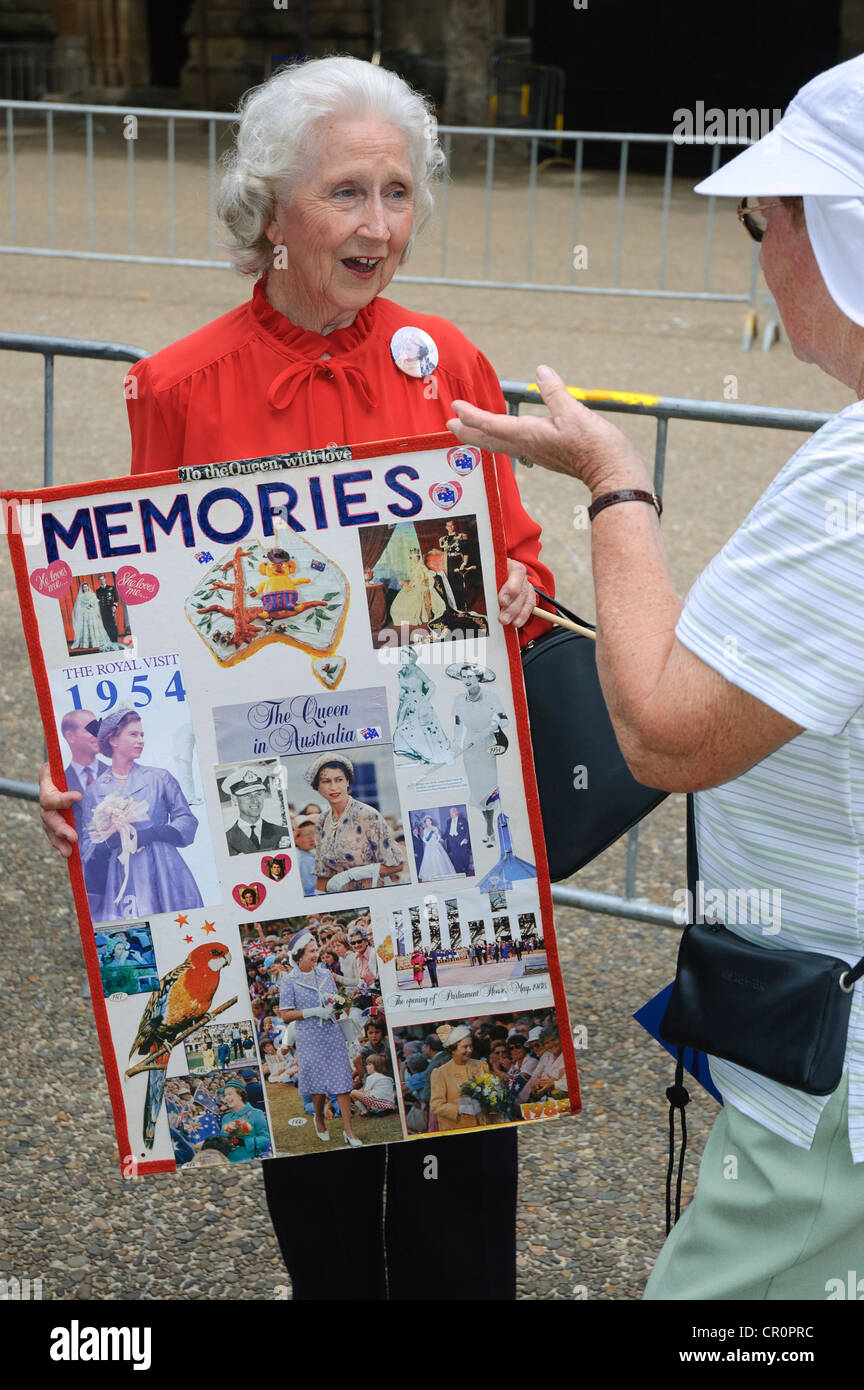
[
  {"left": 222, "top": 766, "right": 292, "bottom": 856},
  {"left": 449, "top": 54, "right": 864, "bottom": 1301}
]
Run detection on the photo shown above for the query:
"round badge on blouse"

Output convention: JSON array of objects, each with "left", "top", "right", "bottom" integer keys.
[{"left": 390, "top": 326, "right": 439, "bottom": 379}]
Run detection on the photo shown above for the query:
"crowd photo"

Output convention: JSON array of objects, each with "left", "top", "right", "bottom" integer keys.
[
  {"left": 392, "top": 1010, "right": 569, "bottom": 1135},
  {"left": 242, "top": 910, "right": 403, "bottom": 1153},
  {"left": 164, "top": 1069, "right": 272, "bottom": 1167}
]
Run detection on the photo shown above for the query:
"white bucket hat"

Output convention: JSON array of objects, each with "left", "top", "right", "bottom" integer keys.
[
  {"left": 694, "top": 54, "right": 864, "bottom": 197},
  {"left": 694, "top": 55, "right": 864, "bottom": 327}
]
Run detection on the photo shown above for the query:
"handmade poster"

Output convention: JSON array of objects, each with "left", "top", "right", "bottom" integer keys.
[{"left": 5, "top": 432, "right": 581, "bottom": 1175}]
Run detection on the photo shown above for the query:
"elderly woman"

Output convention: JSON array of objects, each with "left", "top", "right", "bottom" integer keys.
[
  {"left": 450, "top": 55, "right": 864, "bottom": 1303},
  {"left": 79, "top": 705, "right": 202, "bottom": 922},
  {"left": 219, "top": 1079, "right": 272, "bottom": 1162},
  {"left": 39, "top": 53, "right": 553, "bottom": 1304},
  {"left": 520, "top": 1027, "right": 565, "bottom": 1102},
  {"left": 429, "top": 1026, "right": 485, "bottom": 1130}
]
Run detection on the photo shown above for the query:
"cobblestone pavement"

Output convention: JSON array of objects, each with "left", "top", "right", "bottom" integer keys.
[{"left": 0, "top": 152, "right": 851, "bottom": 1300}]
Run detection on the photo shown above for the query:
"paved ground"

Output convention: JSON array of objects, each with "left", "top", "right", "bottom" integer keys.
[{"left": 0, "top": 136, "right": 854, "bottom": 1301}]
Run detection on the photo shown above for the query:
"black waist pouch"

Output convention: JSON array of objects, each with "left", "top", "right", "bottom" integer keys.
[
  {"left": 659, "top": 795, "right": 864, "bottom": 1097},
  {"left": 660, "top": 920, "right": 859, "bottom": 1096}
]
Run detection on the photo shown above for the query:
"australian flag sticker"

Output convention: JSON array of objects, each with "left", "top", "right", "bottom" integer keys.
[
  {"left": 356, "top": 726, "right": 382, "bottom": 743},
  {"left": 429, "top": 480, "right": 463, "bottom": 511},
  {"left": 447, "top": 445, "right": 480, "bottom": 476}
]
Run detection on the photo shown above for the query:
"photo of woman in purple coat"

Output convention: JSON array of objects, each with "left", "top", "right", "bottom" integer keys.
[{"left": 79, "top": 705, "right": 204, "bottom": 923}]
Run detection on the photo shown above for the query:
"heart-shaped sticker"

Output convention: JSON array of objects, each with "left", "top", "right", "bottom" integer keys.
[
  {"left": 429, "top": 480, "right": 463, "bottom": 511},
  {"left": 311, "top": 654, "right": 347, "bottom": 690},
  {"left": 116, "top": 565, "right": 159, "bottom": 605},
  {"left": 232, "top": 881, "right": 266, "bottom": 912},
  {"left": 261, "top": 854, "right": 291, "bottom": 882},
  {"left": 29, "top": 560, "right": 72, "bottom": 599},
  {"left": 447, "top": 446, "right": 480, "bottom": 476}
]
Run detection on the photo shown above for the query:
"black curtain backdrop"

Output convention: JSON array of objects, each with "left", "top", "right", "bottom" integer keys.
[{"left": 532, "top": 0, "right": 843, "bottom": 173}]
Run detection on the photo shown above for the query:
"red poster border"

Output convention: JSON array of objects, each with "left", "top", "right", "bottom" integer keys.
[{"left": 4, "top": 429, "right": 581, "bottom": 1176}]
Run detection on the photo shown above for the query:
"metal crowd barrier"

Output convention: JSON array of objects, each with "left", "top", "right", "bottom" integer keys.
[
  {"left": 490, "top": 55, "right": 566, "bottom": 133},
  {"left": 0, "top": 42, "right": 90, "bottom": 102},
  {"left": 0, "top": 332, "right": 149, "bottom": 808},
  {"left": 0, "top": 334, "right": 832, "bottom": 928},
  {"left": 1, "top": 99, "right": 766, "bottom": 333}
]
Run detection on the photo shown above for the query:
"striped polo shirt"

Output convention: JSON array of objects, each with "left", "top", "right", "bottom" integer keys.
[{"left": 676, "top": 398, "right": 864, "bottom": 1160}]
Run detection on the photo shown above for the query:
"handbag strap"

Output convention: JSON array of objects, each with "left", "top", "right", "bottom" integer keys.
[
  {"left": 532, "top": 586, "right": 596, "bottom": 634},
  {"left": 686, "top": 790, "right": 699, "bottom": 901},
  {"left": 665, "top": 795, "right": 698, "bottom": 1235}
]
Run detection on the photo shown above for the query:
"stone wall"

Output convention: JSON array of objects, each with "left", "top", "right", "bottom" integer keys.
[
  {"left": 0, "top": 0, "right": 56, "bottom": 40},
  {"left": 179, "top": 0, "right": 373, "bottom": 109}
]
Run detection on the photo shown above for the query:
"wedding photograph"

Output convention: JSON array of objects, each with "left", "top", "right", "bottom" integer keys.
[
  {"left": 409, "top": 803, "right": 474, "bottom": 882},
  {"left": 59, "top": 570, "right": 132, "bottom": 658},
  {"left": 361, "top": 515, "right": 489, "bottom": 648}
]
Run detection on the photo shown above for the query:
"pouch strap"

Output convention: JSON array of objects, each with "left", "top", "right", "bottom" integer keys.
[
  {"left": 841, "top": 955, "right": 864, "bottom": 990},
  {"left": 665, "top": 1047, "right": 690, "bottom": 1237}
]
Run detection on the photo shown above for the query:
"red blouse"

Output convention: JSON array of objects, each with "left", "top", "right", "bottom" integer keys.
[{"left": 126, "top": 276, "right": 554, "bottom": 643}]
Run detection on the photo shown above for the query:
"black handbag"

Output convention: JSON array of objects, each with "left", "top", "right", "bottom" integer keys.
[{"left": 521, "top": 590, "right": 667, "bottom": 881}]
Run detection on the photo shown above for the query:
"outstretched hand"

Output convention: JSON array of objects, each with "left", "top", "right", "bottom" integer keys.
[{"left": 448, "top": 364, "right": 650, "bottom": 497}]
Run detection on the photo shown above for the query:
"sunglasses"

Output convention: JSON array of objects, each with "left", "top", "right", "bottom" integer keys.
[{"left": 736, "top": 197, "right": 781, "bottom": 242}]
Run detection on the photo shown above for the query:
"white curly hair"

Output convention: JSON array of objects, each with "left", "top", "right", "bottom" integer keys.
[{"left": 217, "top": 55, "right": 446, "bottom": 277}]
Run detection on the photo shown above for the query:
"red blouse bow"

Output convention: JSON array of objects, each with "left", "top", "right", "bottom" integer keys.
[{"left": 267, "top": 358, "right": 378, "bottom": 415}]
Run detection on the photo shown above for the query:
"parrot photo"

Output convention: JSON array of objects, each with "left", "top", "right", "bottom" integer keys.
[{"left": 129, "top": 941, "right": 232, "bottom": 1148}]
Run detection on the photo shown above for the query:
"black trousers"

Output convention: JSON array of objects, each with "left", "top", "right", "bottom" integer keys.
[{"left": 262, "top": 1127, "right": 518, "bottom": 1300}]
